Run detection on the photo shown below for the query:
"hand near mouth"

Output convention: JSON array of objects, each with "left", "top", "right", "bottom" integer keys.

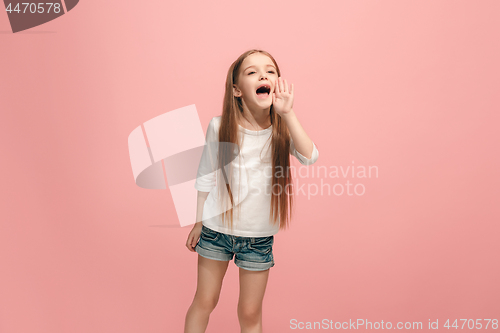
[{"left": 272, "top": 77, "right": 294, "bottom": 117}]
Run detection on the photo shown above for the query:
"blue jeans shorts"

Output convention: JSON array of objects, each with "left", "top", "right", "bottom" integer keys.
[{"left": 195, "top": 225, "right": 275, "bottom": 271}]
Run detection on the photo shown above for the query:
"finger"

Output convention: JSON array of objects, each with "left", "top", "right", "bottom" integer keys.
[
  {"left": 279, "top": 77, "right": 283, "bottom": 93},
  {"left": 275, "top": 78, "right": 279, "bottom": 94},
  {"left": 284, "top": 79, "right": 288, "bottom": 93},
  {"left": 291, "top": 83, "right": 294, "bottom": 95}
]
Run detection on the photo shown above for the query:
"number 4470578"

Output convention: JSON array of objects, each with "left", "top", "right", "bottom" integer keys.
[
  {"left": 5, "top": 3, "right": 62, "bottom": 14},
  {"left": 444, "top": 319, "right": 498, "bottom": 330}
]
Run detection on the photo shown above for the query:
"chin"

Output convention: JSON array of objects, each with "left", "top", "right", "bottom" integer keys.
[
  {"left": 248, "top": 98, "right": 272, "bottom": 111},
  {"left": 259, "top": 99, "right": 273, "bottom": 108}
]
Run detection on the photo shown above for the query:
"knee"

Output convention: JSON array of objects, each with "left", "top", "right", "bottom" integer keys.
[
  {"left": 237, "top": 304, "right": 262, "bottom": 325},
  {"left": 193, "top": 295, "right": 219, "bottom": 313}
]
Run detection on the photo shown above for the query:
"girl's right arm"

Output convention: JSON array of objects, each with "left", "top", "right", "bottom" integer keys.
[
  {"left": 186, "top": 190, "right": 210, "bottom": 252},
  {"left": 187, "top": 117, "right": 217, "bottom": 251}
]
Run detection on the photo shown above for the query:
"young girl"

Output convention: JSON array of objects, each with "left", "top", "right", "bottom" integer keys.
[{"left": 184, "top": 49, "right": 319, "bottom": 333}]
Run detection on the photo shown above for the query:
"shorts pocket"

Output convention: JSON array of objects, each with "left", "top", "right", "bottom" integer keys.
[
  {"left": 248, "top": 236, "right": 273, "bottom": 254},
  {"left": 201, "top": 226, "right": 219, "bottom": 241}
]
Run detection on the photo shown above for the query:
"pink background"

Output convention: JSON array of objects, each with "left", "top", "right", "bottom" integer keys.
[{"left": 1, "top": 0, "right": 499, "bottom": 332}]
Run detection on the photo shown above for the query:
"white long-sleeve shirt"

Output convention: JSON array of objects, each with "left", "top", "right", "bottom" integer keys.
[{"left": 194, "top": 116, "right": 319, "bottom": 237}]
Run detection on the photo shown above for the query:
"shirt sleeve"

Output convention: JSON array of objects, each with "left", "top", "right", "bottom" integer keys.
[
  {"left": 289, "top": 136, "right": 319, "bottom": 165},
  {"left": 194, "top": 118, "right": 218, "bottom": 192}
]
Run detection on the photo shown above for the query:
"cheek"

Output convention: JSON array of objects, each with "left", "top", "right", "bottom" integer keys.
[{"left": 244, "top": 84, "right": 254, "bottom": 95}]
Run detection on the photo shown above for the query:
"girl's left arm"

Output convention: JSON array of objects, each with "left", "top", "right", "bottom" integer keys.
[
  {"left": 281, "top": 109, "right": 315, "bottom": 159},
  {"left": 273, "top": 77, "right": 316, "bottom": 160}
]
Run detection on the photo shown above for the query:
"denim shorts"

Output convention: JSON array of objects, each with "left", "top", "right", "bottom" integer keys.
[{"left": 195, "top": 225, "right": 275, "bottom": 271}]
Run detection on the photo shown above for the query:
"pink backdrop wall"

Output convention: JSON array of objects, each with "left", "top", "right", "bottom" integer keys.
[{"left": 1, "top": 0, "right": 499, "bottom": 332}]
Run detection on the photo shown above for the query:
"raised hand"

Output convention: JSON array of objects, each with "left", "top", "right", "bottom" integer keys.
[{"left": 272, "top": 77, "right": 294, "bottom": 117}]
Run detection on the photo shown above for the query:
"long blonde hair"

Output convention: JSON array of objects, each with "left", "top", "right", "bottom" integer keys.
[{"left": 216, "top": 49, "right": 294, "bottom": 232}]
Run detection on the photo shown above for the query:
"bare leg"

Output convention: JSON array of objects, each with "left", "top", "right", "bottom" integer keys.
[
  {"left": 237, "top": 267, "right": 270, "bottom": 333},
  {"left": 184, "top": 255, "right": 230, "bottom": 333}
]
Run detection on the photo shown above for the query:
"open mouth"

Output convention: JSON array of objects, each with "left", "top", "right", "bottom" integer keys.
[{"left": 256, "top": 84, "right": 271, "bottom": 99}]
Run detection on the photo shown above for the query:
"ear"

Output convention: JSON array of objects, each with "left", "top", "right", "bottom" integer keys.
[{"left": 233, "top": 84, "right": 242, "bottom": 98}]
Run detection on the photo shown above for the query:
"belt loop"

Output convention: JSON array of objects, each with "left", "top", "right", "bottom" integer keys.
[{"left": 250, "top": 237, "right": 255, "bottom": 244}]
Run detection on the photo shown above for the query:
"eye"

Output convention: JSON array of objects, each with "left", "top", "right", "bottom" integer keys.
[
  {"left": 268, "top": 71, "right": 275, "bottom": 74},
  {"left": 248, "top": 71, "right": 255, "bottom": 75}
]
